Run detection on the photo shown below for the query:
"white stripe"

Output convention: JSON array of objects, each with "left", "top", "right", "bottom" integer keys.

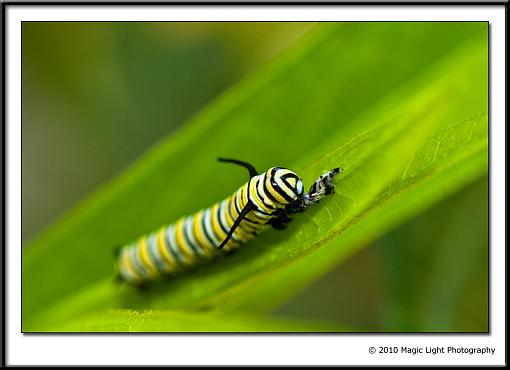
[
  {"left": 257, "top": 175, "right": 276, "bottom": 208},
  {"left": 235, "top": 189, "right": 244, "bottom": 214},
  {"left": 219, "top": 200, "right": 241, "bottom": 242},
  {"left": 184, "top": 216, "right": 206, "bottom": 257},
  {"left": 195, "top": 212, "right": 217, "bottom": 252},
  {"left": 203, "top": 208, "right": 221, "bottom": 247},
  {"left": 131, "top": 244, "right": 150, "bottom": 278},
  {"left": 119, "top": 248, "right": 140, "bottom": 283},
  {"left": 148, "top": 233, "right": 168, "bottom": 272},
  {"left": 275, "top": 175, "right": 296, "bottom": 199},
  {"left": 166, "top": 225, "right": 188, "bottom": 266}
]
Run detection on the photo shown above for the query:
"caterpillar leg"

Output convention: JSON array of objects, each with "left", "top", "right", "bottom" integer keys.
[{"left": 268, "top": 210, "right": 294, "bottom": 230}]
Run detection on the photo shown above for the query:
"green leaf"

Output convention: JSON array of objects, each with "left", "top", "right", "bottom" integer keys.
[
  {"left": 29, "top": 309, "right": 348, "bottom": 332},
  {"left": 205, "top": 113, "right": 488, "bottom": 314},
  {"left": 23, "top": 22, "right": 487, "bottom": 331}
]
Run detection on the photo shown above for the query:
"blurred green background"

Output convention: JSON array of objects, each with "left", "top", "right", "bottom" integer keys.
[
  {"left": 23, "top": 22, "right": 488, "bottom": 332},
  {"left": 22, "top": 22, "right": 315, "bottom": 241}
]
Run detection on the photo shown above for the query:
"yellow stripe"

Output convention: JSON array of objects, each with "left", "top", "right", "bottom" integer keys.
[
  {"left": 249, "top": 179, "right": 272, "bottom": 213},
  {"left": 234, "top": 190, "right": 246, "bottom": 217},
  {"left": 257, "top": 176, "right": 275, "bottom": 209},
  {"left": 223, "top": 197, "right": 249, "bottom": 240},
  {"left": 243, "top": 214, "right": 263, "bottom": 227},
  {"left": 240, "top": 184, "right": 249, "bottom": 208},
  {"left": 156, "top": 227, "right": 179, "bottom": 272},
  {"left": 275, "top": 176, "right": 295, "bottom": 198},
  {"left": 210, "top": 203, "right": 227, "bottom": 240},
  {"left": 138, "top": 237, "right": 159, "bottom": 277},
  {"left": 239, "top": 221, "right": 257, "bottom": 233},
  {"left": 247, "top": 210, "right": 267, "bottom": 222},
  {"left": 238, "top": 192, "right": 264, "bottom": 232},
  {"left": 286, "top": 177, "right": 297, "bottom": 188},
  {"left": 122, "top": 248, "right": 143, "bottom": 282},
  {"left": 230, "top": 194, "right": 239, "bottom": 219},
  {"left": 219, "top": 201, "right": 245, "bottom": 243},
  {"left": 192, "top": 211, "right": 214, "bottom": 256},
  {"left": 223, "top": 200, "right": 235, "bottom": 228},
  {"left": 174, "top": 219, "right": 195, "bottom": 262},
  {"left": 239, "top": 183, "right": 268, "bottom": 225},
  {"left": 265, "top": 175, "right": 287, "bottom": 204}
]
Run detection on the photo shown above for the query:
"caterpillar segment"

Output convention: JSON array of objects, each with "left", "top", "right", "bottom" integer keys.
[{"left": 116, "top": 158, "right": 342, "bottom": 285}]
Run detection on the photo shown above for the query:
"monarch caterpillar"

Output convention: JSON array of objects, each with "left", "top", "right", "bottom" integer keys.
[{"left": 115, "top": 158, "right": 342, "bottom": 286}]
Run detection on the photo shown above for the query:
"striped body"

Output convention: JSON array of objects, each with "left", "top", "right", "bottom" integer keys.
[{"left": 117, "top": 167, "right": 303, "bottom": 285}]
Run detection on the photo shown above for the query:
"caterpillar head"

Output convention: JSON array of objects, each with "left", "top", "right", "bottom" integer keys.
[{"left": 265, "top": 167, "right": 304, "bottom": 205}]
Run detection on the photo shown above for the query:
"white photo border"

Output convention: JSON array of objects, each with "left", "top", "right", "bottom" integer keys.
[{"left": 5, "top": 4, "right": 506, "bottom": 366}]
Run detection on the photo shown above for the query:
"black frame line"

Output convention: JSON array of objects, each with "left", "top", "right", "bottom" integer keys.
[
  {"left": 16, "top": 19, "right": 493, "bottom": 334},
  {"left": 1, "top": 1, "right": 505, "bottom": 367},
  {"left": 1, "top": 2, "right": 509, "bottom": 5}
]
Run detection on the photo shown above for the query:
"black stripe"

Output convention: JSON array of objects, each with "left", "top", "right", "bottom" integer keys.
[
  {"left": 255, "top": 178, "right": 275, "bottom": 210},
  {"left": 131, "top": 245, "right": 149, "bottom": 278},
  {"left": 182, "top": 218, "right": 203, "bottom": 258},
  {"left": 239, "top": 221, "right": 258, "bottom": 233},
  {"left": 234, "top": 190, "right": 243, "bottom": 214},
  {"left": 147, "top": 234, "right": 165, "bottom": 273},
  {"left": 248, "top": 198, "right": 271, "bottom": 216},
  {"left": 274, "top": 186, "right": 294, "bottom": 202},
  {"left": 165, "top": 227, "right": 185, "bottom": 267},
  {"left": 223, "top": 200, "right": 243, "bottom": 242},
  {"left": 216, "top": 202, "right": 230, "bottom": 234},
  {"left": 247, "top": 178, "right": 270, "bottom": 216},
  {"left": 263, "top": 172, "right": 279, "bottom": 203},
  {"left": 227, "top": 198, "right": 252, "bottom": 242},
  {"left": 190, "top": 217, "right": 209, "bottom": 254},
  {"left": 269, "top": 168, "right": 295, "bottom": 202},
  {"left": 226, "top": 195, "right": 239, "bottom": 227},
  {"left": 201, "top": 210, "right": 218, "bottom": 247},
  {"left": 281, "top": 173, "right": 299, "bottom": 181},
  {"left": 270, "top": 167, "right": 279, "bottom": 182},
  {"left": 209, "top": 207, "right": 226, "bottom": 241},
  {"left": 225, "top": 201, "right": 245, "bottom": 242},
  {"left": 269, "top": 170, "right": 295, "bottom": 203},
  {"left": 239, "top": 225, "right": 259, "bottom": 237},
  {"left": 244, "top": 216, "right": 261, "bottom": 225},
  {"left": 280, "top": 177, "right": 297, "bottom": 194}
]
